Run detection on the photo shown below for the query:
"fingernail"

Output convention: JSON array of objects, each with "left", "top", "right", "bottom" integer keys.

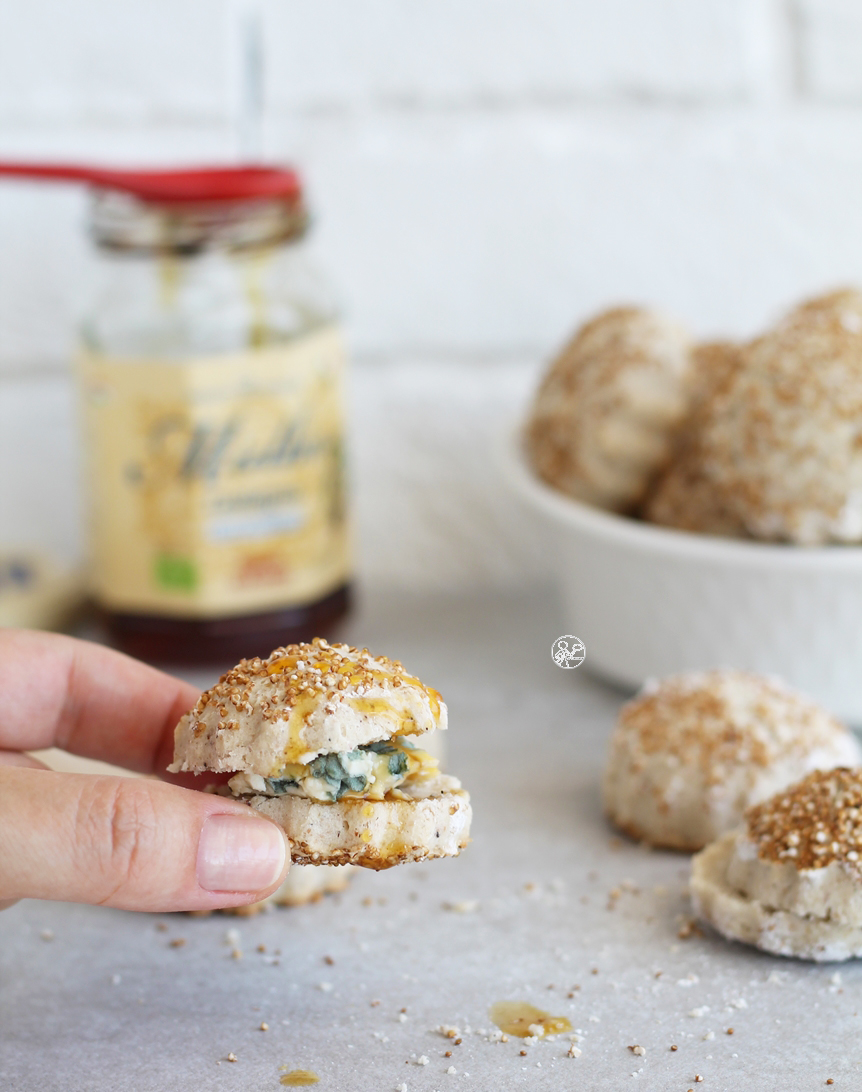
[{"left": 197, "top": 814, "right": 287, "bottom": 893}]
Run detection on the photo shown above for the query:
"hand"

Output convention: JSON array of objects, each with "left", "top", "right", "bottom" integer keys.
[{"left": 0, "top": 630, "right": 290, "bottom": 913}]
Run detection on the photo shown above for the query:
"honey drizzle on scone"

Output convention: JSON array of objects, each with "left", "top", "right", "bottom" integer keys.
[{"left": 186, "top": 637, "right": 443, "bottom": 773}]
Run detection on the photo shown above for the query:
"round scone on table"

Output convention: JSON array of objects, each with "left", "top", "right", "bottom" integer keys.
[
  {"left": 603, "top": 670, "right": 862, "bottom": 851},
  {"left": 525, "top": 306, "right": 692, "bottom": 512},
  {"left": 169, "top": 638, "right": 471, "bottom": 870},
  {"left": 692, "top": 768, "right": 862, "bottom": 961}
]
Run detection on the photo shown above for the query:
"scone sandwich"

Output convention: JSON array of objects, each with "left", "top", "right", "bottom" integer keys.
[{"left": 169, "top": 638, "right": 471, "bottom": 870}]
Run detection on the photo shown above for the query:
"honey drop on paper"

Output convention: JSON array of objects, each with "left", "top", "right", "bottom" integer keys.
[
  {"left": 279, "top": 1070, "right": 320, "bottom": 1086},
  {"left": 489, "top": 1000, "right": 572, "bottom": 1038}
]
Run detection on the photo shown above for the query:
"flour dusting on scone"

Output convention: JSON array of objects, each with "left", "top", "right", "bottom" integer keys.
[{"left": 169, "top": 638, "right": 471, "bottom": 870}]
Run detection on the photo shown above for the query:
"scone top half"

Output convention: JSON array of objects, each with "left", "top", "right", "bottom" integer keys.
[
  {"left": 691, "top": 768, "right": 862, "bottom": 960},
  {"left": 169, "top": 637, "right": 451, "bottom": 805}
]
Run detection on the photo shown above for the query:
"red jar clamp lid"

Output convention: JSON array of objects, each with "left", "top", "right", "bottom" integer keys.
[{"left": 0, "top": 162, "right": 301, "bottom": 204}]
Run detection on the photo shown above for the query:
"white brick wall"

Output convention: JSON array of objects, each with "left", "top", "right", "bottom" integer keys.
[
  {"left": 263, "top": 0, "right": 768, "bottom": 107},
  {"left": 0, "top": 0, "right": 227, "bottom": 123},
  {"left": 796, "top": 0, "right": 862, "bottom": 100},
  {"left": 3, "top": 1, "right": 862, "bottom": 593}
]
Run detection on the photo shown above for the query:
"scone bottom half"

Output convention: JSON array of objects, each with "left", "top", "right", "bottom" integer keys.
[
  {"left": 169, "top": 638, "right": 472, "bottom": 870},
  {"left": 692, "top": 768, "right": 862, "bottom": 962}
]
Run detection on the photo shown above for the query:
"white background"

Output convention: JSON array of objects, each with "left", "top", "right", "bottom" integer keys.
[{"left": 3, "top": 0, "right": 862, "bottom": 590}]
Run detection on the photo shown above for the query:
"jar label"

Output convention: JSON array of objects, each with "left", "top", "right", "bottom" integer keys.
[{"left": 77, "top": 326, "right": 350, "bottom": 618}]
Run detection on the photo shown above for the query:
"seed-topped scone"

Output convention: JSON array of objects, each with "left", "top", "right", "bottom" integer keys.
[
  {"left": 603, "top": 670, "right": 862, "bottom": 851},
  {"left": 692, "top": 288, "right": 862, "bottom": 544},
  {"left": 692, "top": 769, "right": 862, "bottom": 961},
  {"left": 169, "top": 638, "right": 472, "bottom": 870},
  {"left": 525, "top": 306, "right": 693, "bottom": 512}
]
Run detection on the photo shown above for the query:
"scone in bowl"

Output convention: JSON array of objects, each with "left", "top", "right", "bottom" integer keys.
[{"left": 505, "top": 433, "right": 862, "bottom": 724}]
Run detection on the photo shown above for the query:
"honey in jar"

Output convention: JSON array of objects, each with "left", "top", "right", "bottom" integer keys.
[{"left": 76, "top": 171, "right": 350, "bottom": 663}]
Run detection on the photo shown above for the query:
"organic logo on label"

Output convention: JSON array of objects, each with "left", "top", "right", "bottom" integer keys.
[{"left": 552, "top": 635, "right": 586, "bottom": 669}]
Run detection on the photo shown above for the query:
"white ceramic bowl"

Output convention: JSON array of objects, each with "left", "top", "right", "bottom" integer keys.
[{"left": 505, "top": 433, "right": 862, "bottom": 724}]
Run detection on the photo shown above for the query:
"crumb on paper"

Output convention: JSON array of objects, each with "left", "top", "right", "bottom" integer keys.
[
  {"left": 416, "top": 1056, "right": 429, "bottom": 1066},
  {"left": 224, "top": 928, "right": 240, "bottom": 946},
  {"left": 703, "top": 1031, "right": 714, "bottom": 1041},
  {"left": 39, "top": 929, "right": 54, "bottom": 942},
  {"left": 110, "top": 974, "right": 121, "bottom": 985},
  {"left": 319, "top": 982, "right": 333, "bottom": 992},
  {"left": 439, "top": 1026, "right": 460, "bottom": 1039},
  {"left": 398, "top": 1013, "right": 407, "bottom": 1023},
  {"left": 446, "top": 1066, "right": 457, "bottom": 1075},
  {"left": 169, "top": 938, "right": 186, "bottom": 949},
  {"left": 629, "top": 1045, "right": 645, "bottom": 1056},
  {"left": 444, "top": 900, "right": 479, "bottom": 914},
  {"left": 689, "top": 1007, "right": 710, "bottom": 1018},
  {"left": 678, "top": 918, "right": 703, "bottom": 940},
  {"left": 230, "top": 948, "right": 242, "bottom": 960},
  {"left": 260, "top": 1022, "right": 269, "bottom": 1031},
  {"left": 324, "top": 955, "right": 335, "bottom": 965},
  {"left": 227, "top": 1053, "right": 238, "bottom": 1063},
  {"left": 567, "top": 1045, "right": 582, "bottom": 1059}
]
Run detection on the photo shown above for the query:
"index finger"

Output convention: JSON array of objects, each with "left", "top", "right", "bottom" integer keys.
[{"left": 0, "top": 630, "right": 200, "bottom": 778}]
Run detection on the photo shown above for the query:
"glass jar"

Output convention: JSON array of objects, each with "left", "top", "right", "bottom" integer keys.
[{"left": 77, "top": 180, "right": 351, "bottom": 664}]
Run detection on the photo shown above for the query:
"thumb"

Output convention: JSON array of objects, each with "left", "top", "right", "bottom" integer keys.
[{"left": 0, "top": 767, "right": 290, "bottom": 913}]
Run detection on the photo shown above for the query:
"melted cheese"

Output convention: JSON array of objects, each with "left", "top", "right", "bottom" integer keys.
[{"left": 228, "top": 738, "right": 440, "bottom": 803}]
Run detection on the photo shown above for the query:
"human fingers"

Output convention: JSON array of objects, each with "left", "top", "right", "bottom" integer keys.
[
  {"left": 0, "top": 630, "right": 199, "bottom": 776},
  {"left": 0, "top": 751, "right": 50, "bottom": 769},
  {"left": 0, "top": 767, "right": 290, "bottom": 913}
]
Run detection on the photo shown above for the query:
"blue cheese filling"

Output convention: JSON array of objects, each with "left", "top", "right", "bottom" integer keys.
[{"left": 228, "top": 738, "right": 440, "bottom": 803}]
